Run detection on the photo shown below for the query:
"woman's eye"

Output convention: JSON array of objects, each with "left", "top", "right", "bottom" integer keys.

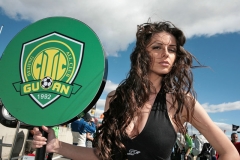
[
  {"left": 152, "top": 46, "right": 161, "bottom": 50},
  {"left": 168, "top": 48, "right": 176, "bottom": 52}
]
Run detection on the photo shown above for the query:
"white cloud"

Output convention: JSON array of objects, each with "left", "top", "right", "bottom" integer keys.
[
  {"left": 103, "top": 80, "right": 119, "bottom": 94},
  {"left": 214, "top": 122, "right": 231, "bottom": 132},
  {"left": 201, "top": 101, "right": 240, "bottom": 113},
  {"left": 1, "top": 0, "right": 240, "bottom": 56},
  {"left": 95, "top": 98, "right": 105, "bottom": 112}
]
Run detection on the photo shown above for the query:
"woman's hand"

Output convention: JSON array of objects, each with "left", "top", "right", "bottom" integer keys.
[
  {"left": 32, "top": 126, "right": 59, "bottom": 153},
  {"left": 32, "top": 126, "right": 99, "bottom": 160}
]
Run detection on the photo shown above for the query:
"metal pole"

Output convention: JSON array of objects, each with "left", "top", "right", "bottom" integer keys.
[{"left": 35, "top": 127, "right": 48, "bottom": 160}]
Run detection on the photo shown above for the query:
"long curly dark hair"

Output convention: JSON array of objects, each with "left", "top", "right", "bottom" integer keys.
[{"left": 93, "top": 21, "right": 197, "bottom": 160}]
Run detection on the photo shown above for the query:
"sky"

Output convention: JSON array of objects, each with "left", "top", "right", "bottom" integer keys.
[{"left": 0, "top": 0, "right": 240, "bottom": 138}]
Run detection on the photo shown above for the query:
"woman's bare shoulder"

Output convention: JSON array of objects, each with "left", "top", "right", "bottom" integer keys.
[{"left": 165, "top": 92, "right": 195, "bottom": 119}]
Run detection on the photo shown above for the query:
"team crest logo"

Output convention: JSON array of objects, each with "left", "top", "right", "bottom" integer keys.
[{"left": 13, "top": 32, "right": 83, "bottom": 108}]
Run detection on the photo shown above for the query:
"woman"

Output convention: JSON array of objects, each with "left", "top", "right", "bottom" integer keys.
[{"left": 32, "top": 21, "right": 239, "bottom": 160}]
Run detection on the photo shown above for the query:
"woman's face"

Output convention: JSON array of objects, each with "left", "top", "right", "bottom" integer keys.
[{"left": 146, "top": 31, "right": 177, "bottom": 76}]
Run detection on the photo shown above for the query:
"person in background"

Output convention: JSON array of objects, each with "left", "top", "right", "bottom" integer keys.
[
  {"left": 231, "top": 133, "right": 238, "bottom": 143},
  {"left": 71, "top": 113, "right": 96, "bottom": 147},
  {"left": 172, "top": 141, "right": 182, "bottom": 160},
  {"left": 184, "top": 133, "right": 193, "bottom": 160},
  {"left": 86, "top": 132, "right": 94, "bottom": 148},
  {"left": 86, "top": 117, "right": 99, "bottom": 148},
  {"left": 31, "top": 21, "right": 239, "bottom": 160},
  {"left": 176, "top": 133, "right": 185, "bottom": 160},
  {"left": 192, "top": 134, "right": 202, "bottom": 160},
  {"left": 231, "top": 133, "right": 240, "bottom": 155},
  {"left": 198, "top": 132, "right": 208, "bottom": 144},
  {"left": 176, "top": 132, "right": 193, "bottom": 160},
  {"left": 198, "top": 142, "right": 216, "bottom": 160}
]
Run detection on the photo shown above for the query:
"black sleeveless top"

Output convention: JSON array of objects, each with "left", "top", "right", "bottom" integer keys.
[{"left": 122, "top": 89, "right": 177, "bottom": 160}]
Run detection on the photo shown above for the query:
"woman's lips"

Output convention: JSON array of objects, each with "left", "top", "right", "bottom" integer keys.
[{"left": 158, "top": 61, "right": 170, "bottom": 66}]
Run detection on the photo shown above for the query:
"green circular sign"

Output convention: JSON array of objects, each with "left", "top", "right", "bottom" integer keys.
[{"left": 0, "top": 17, "right": 107, "bottom": 126}]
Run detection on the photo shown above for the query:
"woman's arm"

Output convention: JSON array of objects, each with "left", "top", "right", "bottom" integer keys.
[
  {"left": 32, "top": 126, "right": 99, "bottom": 160},
  {"left": 190, "top": 100, "right": 239, "bottom": 160},
  {"left": 32, "top": 91, "right": 116, "bottom": 159}
]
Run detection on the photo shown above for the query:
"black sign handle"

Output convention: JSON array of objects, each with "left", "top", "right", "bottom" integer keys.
[{"left": 35, "top": 127, "right": 48, "bottom": 160}]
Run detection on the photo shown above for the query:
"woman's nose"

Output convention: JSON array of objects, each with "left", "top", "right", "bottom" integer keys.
[{"left": 161, "top": 47, "right": 169, "bottom": 57}]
